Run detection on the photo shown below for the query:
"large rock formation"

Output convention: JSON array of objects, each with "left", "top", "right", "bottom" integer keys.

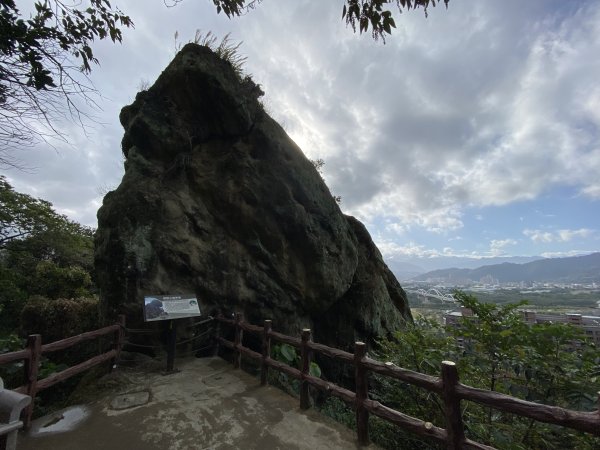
[{"left": 95, "top": 44, "right": 412, "bottom": 351}]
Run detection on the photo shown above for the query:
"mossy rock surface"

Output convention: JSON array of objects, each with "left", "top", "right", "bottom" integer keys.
[{"left": 95, "top": 44, "right": 412, "bottom": 378}]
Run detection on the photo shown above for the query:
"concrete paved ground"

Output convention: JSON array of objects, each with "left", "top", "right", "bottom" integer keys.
[{"left": 18, "top": 357, "right": 375, "bottom": 450}]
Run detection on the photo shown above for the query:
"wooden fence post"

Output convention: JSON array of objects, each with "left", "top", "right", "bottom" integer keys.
[
  {"left": 234, "top": 313, "right": 243, "bottom": 369},
  {"left": 300, "top": 329, "right": 312, "bottom": 409},
  {"left": 354, "top": 341, "right": 369, "bottom": 446},
  {"left": 597, "top": 391, "right": 600, "bottom": 422},
  {"left": 441, "top": 361, "right": 465, "bottom": 449},
  {"left": 213, "top": 313, "right": 223, "bottom": 357},
  {"left": 261, "top": 320, "right": 272, "bottom": 386},
  {"left": 110, "top": 314, "right": 126, "bottom": 372},
  {"left": 23, "top": 334, "right": 41, "bottom": 429}
]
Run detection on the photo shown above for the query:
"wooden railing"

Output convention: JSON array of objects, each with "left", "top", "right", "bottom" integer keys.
[
  {"left": 216, "top": 313, "right": 600, "bottom": 450},
  {"left": 0, "top": 315, "right": 125, "bottom": 428}
]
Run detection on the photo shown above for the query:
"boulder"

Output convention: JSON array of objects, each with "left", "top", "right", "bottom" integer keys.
[{"left": 95, "top": 43, "right": 412, "bottom": 352}]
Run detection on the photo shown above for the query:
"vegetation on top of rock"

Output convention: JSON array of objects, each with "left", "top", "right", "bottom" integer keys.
[{"left": 174, "top": 30, "right": 248, "bottom": 80}]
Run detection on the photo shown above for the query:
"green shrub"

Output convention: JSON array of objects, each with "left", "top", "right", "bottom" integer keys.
[
  {"left": 20, "top": 296, "right": 99, "bottom": 343},
  {"left": 374, "top": 291, "right": 600, "bottom": 449}
]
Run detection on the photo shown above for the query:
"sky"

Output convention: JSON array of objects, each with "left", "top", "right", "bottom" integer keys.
[{"left": 3, "top": 0, "right": 600, "bottom": 270}]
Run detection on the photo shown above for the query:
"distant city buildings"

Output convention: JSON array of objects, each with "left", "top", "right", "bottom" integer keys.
[
  {"left": 521, "top": 311, "right": 600, "bottom": 346},
  {"left": 443, "top": 309, "right": 600, "bottom": 346},
  {"left": 412, "top": 278, "right": 599, "bottom": 291}
]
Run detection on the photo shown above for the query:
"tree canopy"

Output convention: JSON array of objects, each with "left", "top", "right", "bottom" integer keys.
[
  {"left": 210, "top": 0, "right": 448, "bottom": 40},
  {"left": 0, "top": 176, "right": 94, "bottom": 331},
  {"left": 206, "top": 0, "right": 449, "bottom": 41},
  {"left": 375, "top": 292, "right": 600, "bottom": 449},
  {"left": 0, "top": 175, "right": 90, "bottom": 248},
  {"left": 0, "top": 0, "right": 132, "bottom": 164}
]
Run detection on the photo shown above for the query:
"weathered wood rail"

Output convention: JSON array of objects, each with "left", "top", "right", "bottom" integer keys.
[
  {"left": 0, "top": 315, "right": 125, "bottom": 428},
  {"left": 216, "top": 313, "right": 600, "bottom": 449}
]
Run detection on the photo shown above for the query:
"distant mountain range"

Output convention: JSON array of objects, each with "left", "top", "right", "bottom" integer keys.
[
  {"left": 387, "top": 255, "right": 543, "bottom": 280},
  {"left": 409, "top": 252, "right": 600, "bottom": 284}
]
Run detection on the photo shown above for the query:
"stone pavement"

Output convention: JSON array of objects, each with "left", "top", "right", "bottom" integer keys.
[{"left": 18, "top": 357, "right": 375, "bottom": 450}]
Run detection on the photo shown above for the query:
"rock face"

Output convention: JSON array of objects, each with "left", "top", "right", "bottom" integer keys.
[{"left": 95, "top": 44, "right": 412, "bottom": 351}]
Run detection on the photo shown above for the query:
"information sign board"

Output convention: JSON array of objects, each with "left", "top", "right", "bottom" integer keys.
[{"left": 143, "top": 294, "right": 200, "bottom": 322}]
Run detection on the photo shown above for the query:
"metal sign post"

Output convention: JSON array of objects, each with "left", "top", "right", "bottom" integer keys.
[
  {"left": 166, "top": 320, "right": 177, "bottom": 373},
  {"left": 142, "top": 294, "right": 201, "bottom": 374}
]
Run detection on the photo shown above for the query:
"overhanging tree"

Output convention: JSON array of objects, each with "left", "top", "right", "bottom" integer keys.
[
  {"left": 0, "top": 0, "right": 132, "bottom": 164},
  {"left": 201, "top": 0, "right": 449, "bottom": 41}
]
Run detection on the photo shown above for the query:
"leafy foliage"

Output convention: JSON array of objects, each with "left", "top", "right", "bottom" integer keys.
[
  {"left": 21, "top": 296, "right": 99, "bottom": 342},
  {"left": 174, "top": 30, "right": 248, "bottom": 79},
  {"left": 270, "top": 343, "right": 322, "bottom": 394},
  {"left": 0, "top": 177, "right": 95, "bottom": 333},
  {"left": 310, "top": 158, "right": 342, "bottom": 204},
  {"left": 1, "top": 176, "right": 59, "bottom": 248},
  {"left": 375, "top": 291, "right": 600, "bottom": 449},
  {"left": 0, "top": 0, "right": 132, "bottom": 157},
  {"left": 210, "top": 0, "right": 262, "bottom": 17},
  {"left": 210, "top": 0, "right": 449, "bottom": 42},
  {"left": 0, "top": 333, "right": 26, "bottom": 387}
]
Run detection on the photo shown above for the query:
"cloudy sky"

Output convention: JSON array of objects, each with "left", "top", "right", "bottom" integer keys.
[{"left": 4, "top": 0, "right": 600, "bottom": 268}]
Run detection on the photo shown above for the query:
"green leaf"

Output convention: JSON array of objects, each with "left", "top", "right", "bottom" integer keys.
[
  {"left": 309, "top": 362, "right": 321, "bottom": 378},
  {"left": 280, "top": 344, "right": 296, "bottom": 363},
  {"left": 383, "top": 20, "right": 391, "bottom": 34}
]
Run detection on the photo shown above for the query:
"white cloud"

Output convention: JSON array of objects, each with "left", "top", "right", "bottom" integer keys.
[
  {"left": 490, "top": 239, "right": 518, "bottom": 256},
  {"left": 540, "top": 250, "right": 596, "bottom": 258},
  {"left": 375, "top": 241, "right": 443, "bottom": 259},
  {"left": 385, "top": 222, "right": 410, "bottom": 235},
  {"left": 247, "top": 1, "right": 600, "bottom": 233},
  {"left": 557, "top": 228, "right": 594, "bottom": 241},
  {"left": 523, "top": 229, "right": 555, "bottom": 243},
  {"left": 376, "top": 239, "right": 485, "bottom": 260},
  {"left": 524, "top": 228, "right": 595, "bottom": 243}
]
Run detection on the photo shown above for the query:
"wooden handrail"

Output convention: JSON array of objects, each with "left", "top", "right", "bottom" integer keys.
[
  {"left": 0, "top": 316, "right": 125, "bottom": 429},
  {"left": 36, "top": 350, "right": 117, "bottom": 391},
  {"left": 216, "top": 314, "right": 600, "bottom": 448},
  {"left": 456, "top": 383, "right": 600, "bottom": 435},
  {"left": 0, "top": 349, "right": 29, "bottom": 366},
  {"left": 41, "top": 324, "right": 120, "bottom": 353},
  {"left": 363, "top": 398, "right": 448, "bottom": 443},
  {"left": 307, "top": 341, "right": 353, "bottom": 364},
  {"left": 268, "top": 330, "right": 301, "bottom": 348},
  {"left": 238, "top": 321, "right": 262, "bottom": 334},
  {"left": 363, "top": 357, "right": 441, "bottom": 393}
]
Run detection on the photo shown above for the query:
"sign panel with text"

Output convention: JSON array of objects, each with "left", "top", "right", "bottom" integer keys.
[{"left": 143, "top": 294, "right": 200, "bottom": 322}]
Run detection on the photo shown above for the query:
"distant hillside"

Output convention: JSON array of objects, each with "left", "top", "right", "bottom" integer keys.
[
  {"left": 387, "top": 255, "right": 543, "bottom": 278},
  {"left": 412, "top": 252, "right": 600, "bottom": 284},
  {"left": 386, "top": 260, "right": 427, "bottom": 280}
]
